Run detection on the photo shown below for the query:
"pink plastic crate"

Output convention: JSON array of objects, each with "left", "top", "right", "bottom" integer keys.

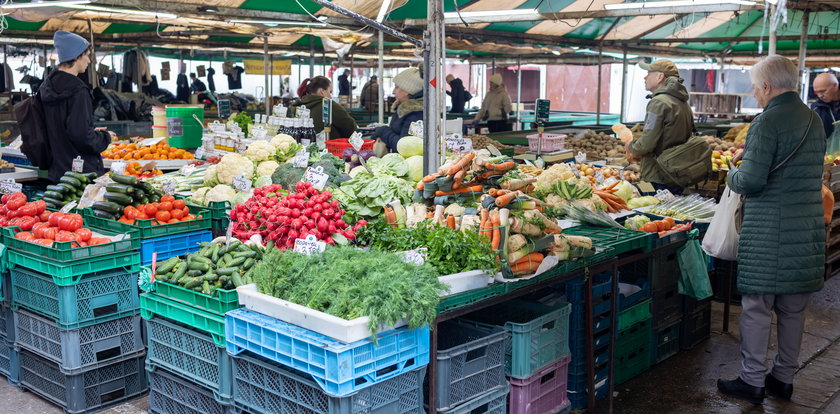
[
  {"left": 526, "top": 133, "right": 566, "bottom": 152},
  {"left": 508, "top": 355, "right": 571, "bottom": 414}
]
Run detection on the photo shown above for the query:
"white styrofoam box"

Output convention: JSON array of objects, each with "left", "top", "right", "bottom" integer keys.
[
  {"left": 236, "top": 284, "right": 407, "bottom": 343},
  {"left": 439, "top": 270, "right": 493, "bottom": 297}
]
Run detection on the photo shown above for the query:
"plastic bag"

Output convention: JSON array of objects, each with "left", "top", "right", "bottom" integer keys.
[
  {"left": 701, "top": 186, "right": 741, "bottom": 260},
  {"left": 678, "top": 229, "right": 713, "bottom": 300},
  {"left": 827, "top": 124, "right": 840, "bottom": 157}
]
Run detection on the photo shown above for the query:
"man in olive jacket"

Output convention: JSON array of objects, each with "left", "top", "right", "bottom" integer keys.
[
  {"left": 717, "top": 56, "right": 826, "bottom": 405},
  {"left": 625, "top": 59, "right": 693, "bottom": 194}
]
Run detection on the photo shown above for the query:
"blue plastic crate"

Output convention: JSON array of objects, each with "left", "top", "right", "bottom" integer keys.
[
  {"left": 618, "top": 278, "right": 650, "bottom": 311},
  {"left": 439, "top": 384, "right": 509, "bottom": 414},
  {"left": 10, "top": 267, "right": 140, "bottom": 330},
  {"left": 232, "top": 351, "right": 426, "bottom": 414},
  {"left": 0, "top": 302, "right": 13, "bottom": 342},
  {"left": 145, "top": 316, "right": 232, "bottom": 402},
  {"left": 569, "top": 305, "right": 613, "bottom": 334},
  {"left": 0, "top": 339, "right": 19, "bottom": 385},
  {"left": 567, "top": 355, "right": 610, "bottom": 389},
  {"left": 225, "top": 308, "right": 430, "bottom": 398},
  {"left": 564, "top": 273, "right": 613, "bottom": 315},
  {"left": 569, "top": 327, "right": 612, "bottom": 361},
  {"left": 2, "top": 155, "right": 32, "bottom": 166},
  {"left": 568, "top": 378, "right": 609, "bottom": 410},
  {"left": 148, "top": 366, "right": 235, "bottom": 414},
  {"left": 141, "top": 230, "right": 213, "bottom": 266},
  {"left": 13, "top": 308, "right": 144, "bottom": 375}
]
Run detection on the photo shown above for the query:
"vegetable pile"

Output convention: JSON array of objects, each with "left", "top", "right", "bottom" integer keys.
[
  {"left": 0, "top": 192, "right": 50, "bottom": 230},
  {"left": 13, "top": 210, "right": 112, "bottom": 247},
  {"left": 154, "top": 240, "right": 263, "bottom": 295},
  {"left": 43, "top": 172, "right": 96, "bottom": 211},
  {"left": 101, "top": 141, "right": 193, "bottom": 160},
  {"left": 116, "top": 195, "right": 200, "bottom": 225},
  {"left": 91, "top": 173, "right": 164, "bottom": 220},
  {"left": 122, "top": 162, "right": 163, "bottom": 178}
]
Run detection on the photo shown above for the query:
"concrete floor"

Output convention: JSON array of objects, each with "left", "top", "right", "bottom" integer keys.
[{"left": 0, "top": 276, "right": 838, "bottom": 414}]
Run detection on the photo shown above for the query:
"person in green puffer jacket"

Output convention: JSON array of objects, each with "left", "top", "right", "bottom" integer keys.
[
  {"left": 625, "top": 59, "right": 694, "bottom": 194},
  {"left": 290, "top": 76, "right": 358, "bottom": 140},
  {"left": 717, "top": 56, "right": 826, "bottom": 406}
]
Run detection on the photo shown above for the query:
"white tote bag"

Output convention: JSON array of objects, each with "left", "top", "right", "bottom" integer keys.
[{"left": 702, "top": 186, "right": 741, "bottom": 260}]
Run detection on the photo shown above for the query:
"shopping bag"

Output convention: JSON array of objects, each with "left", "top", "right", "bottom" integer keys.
[
  {"left": 701, "top": 186, "right": 741, "bottom": 260},
  {"left": 678, "top": 229, "right": 713, "bottom": 300}
]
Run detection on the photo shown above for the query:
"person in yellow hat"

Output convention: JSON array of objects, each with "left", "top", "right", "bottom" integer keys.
[{"left": 471, "top": 73, "right": 512, "bottom": 132}]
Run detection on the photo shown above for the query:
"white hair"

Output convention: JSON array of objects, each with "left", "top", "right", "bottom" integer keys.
[{"left": 749, "top": 55, "right": 799, "bottom": 91}]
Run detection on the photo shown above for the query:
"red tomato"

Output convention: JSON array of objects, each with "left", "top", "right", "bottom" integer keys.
[
  {"left": 173, "top": 200, "right": 186, "bottom": 210},
  {"left": 19, "top": 216, "right": 39, "bottom": 231},
  {"left": 58, "top": 214, "right": 83, "bottom": 232},
  {"left": 75, "top": 228, "right": 92, "bottom": 242},
  {"left": 155, "top": 211, "right": 171, "bottom": 223},
  {"left": 49, "top": 212, "right": 63, "bottom": 227},
  {"left": 137, "top": 213, "right": 149, "bottom": 220},
  {"left": 168, "top": 218, "right": 180, "bottom": 223},
  {"left": 55, "top": 231, "right": 76, "bottom": 243},
  {"left": 124, "top": 207, "right": 137, "bottom": 221},
  {"left": 15, "top": 232, "right": 35, "bottom": 241},
  {"left": 159, "top": 202, "right": 173, "bottom": 212},
  {"left": 38, "top": 210, "right": 51, "bottom": 222},
  {"left": 182, "top": 206, "right": 190, "bottom": 216},
  {"left": 144, "top": 205, "right": 158, "bottom": 217},
  {"left": 170, "top": 209, "right": 185, "bottom": 220},
  {"left": 42, "top": 227, "right": 58, "bottom": 241},
  {"left": 160, "top": 195, "right": 175, "bottom": 203},
  {"left": 5, "top": 193, "right": 26, "bottom": 211},
  {"left": 183, "top": 214, "right": 195, "bottom": 221},
  {"left": 32, "top": 200, "right": 46, "bottom": 215},
  {"left": 33, "top": 238, "right": 53, "bottom": 246}
]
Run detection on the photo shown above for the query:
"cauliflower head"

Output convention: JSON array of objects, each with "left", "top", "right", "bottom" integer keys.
[
  {"left": 206, "top": 185, "right": 236, "bottom": 203},
  {"left": 535, "top": 164, "right": 575, "bottom": 190},
  {"left": 189, "top": 187, "right": 211, "bottom": 206},
  {"left": 216, "top": 153, "right": 254, "bottom": 185},
  {"left": 270, "top": 134, "right": 296, "bottom": 151},
  {"left": 245, "top": 141, "right": 276, "bottom": 162},
  {"left": 203, "top": 165, "right": 219, "bottom": 186},
  {"left": 257, "top": 160, "right": 280, "bottom": 178}
]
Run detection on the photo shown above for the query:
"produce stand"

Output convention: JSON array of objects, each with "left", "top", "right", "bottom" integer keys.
[
  {"left": 0, "top": 168, "right": 38, "bottom": 183},
  {"left": 102, "top": 158, "right": 193, "bottom": 171}
]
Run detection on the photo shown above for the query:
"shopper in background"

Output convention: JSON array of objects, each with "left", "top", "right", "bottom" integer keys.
[
  {"left": 189, "top": 73, "right": 207, "bottom": 93},
  {"left": 291, "top": 76, "right": 357, "bottom": 140},
  {"left": 811, "top": 72, "right": 840, "bottom": 138},
  {"left": 717, "top": 55, "right": 826, "bottom": 405},
  {"left": 471, "top": 73, "right": 511, "bottom": 132},
  {"left": 446, "top": 74, "right": 469, "bottom": 113},
  {"left": 337, "top": 69, "right": 353, "bottom": 99},
  {"left": 360, "top": 75, "right": 379, "bottom": 113},
  {"left": 372, "top": 67, "right": 424, "bottom": 152},
  {"left": 624, "top": 59, "right": 694, "bottom": 194},
  {"left": 40, "top": 30, "right": 114, "bottom": 183}
]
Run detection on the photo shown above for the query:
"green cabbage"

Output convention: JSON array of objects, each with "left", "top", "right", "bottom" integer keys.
[{"left": 397, "top": 135, "right": 423, "bottom": 158}]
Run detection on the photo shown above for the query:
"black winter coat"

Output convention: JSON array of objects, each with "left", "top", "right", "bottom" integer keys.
[
  {"left": 39, "top": 70, "right": 110, "bottom": 183},
  {"left": 811, "top": 99, "right": 840, "bottom": 139},
  {"left": 447, "top": 78, "right": 467, "bottom": 113},
  {"left": 374, "top": 98, "right": 423, "bottom": 152},
  {"left": 338, "top": 74, "right": 351, "bottom": 96}
]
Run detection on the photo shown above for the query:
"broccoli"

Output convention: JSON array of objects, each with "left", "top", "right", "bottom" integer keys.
[
  {"left": 306, "top": 143, "right": 345, "bottom": 171},
  {"left": 271, "top": 160, "right": 347, "bottom": 190}
]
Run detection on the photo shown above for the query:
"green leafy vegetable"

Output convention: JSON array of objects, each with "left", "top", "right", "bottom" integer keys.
[{"left": 333, "top": 172, "right": 414, "bottom": 219}]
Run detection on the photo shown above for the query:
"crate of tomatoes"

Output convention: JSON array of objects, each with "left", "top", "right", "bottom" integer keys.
[{"left": 81, "top": 195, "right": 210, "bottom": 240}]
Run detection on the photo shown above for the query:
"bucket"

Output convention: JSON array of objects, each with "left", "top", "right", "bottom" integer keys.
[
  {"left": 152, "top": 106, "right": 166, "bottom": 127},
  {"left": 152, "top": 125, "right": 167, "bottom": 138},
  {"left": 165, "top": 105, "right": 204, "bottom": 149}
]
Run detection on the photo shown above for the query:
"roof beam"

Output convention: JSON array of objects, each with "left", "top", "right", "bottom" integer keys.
[{"left": 631, "top": 33, "right": 840, "bottom": 43}]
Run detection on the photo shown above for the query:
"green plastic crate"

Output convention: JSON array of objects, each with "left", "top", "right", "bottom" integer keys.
[
  {"left": 565, "top": 226, "right": 650, "bottom": 256},
  {"left": 153, "top": 281, "right": 240, "bottom": 315},
  {"left": 140, "top": 292, "right": 226, "bottom": 347},
  {"left": 618, "top": 298, "right": 652, "bottom": 332},
  {"left": 80, "top": 207, "right": 211, "bottom": 240},
  {"left": 180, "top": 197, "right": 230, "bottom": 221},
  {"left": 0, "top": 227, "right": 140, "bottom": 262},
  {"left": 6, "top": 248, "right": 140, "bottom": 287},
  {"left": 437, "top": 283, "right": 506, "bottom": 314},
  {"left": 615, "top": 318, "right": 652, "bottom": 385}
]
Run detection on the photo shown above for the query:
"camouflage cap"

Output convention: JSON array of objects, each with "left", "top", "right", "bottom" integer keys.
[{"left": 639, "top": 59, "right": 680, "bottom": 78}]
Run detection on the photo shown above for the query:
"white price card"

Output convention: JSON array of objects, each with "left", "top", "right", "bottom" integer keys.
[
  {"left": 568, "top": 162, "right": 580, "bottom": 178},
  {"left": 303, "top": 166, "right": 329, "bottom": 190},
  {"left": 399, "top": 248, "right": 427, "bottom": 266},
  {"left": 0, "top": 180, "right": 22, "bottom": 194},
  {"left": 209, "top": 121, "right": 227, "bottom": 133},
  {"left": 297, "top": 106, "right": 311, "bottom": 119},
  {"left": 654, "top": 189, "right": 675, "bottom": 202},
  {"left": 138, "top": 137, "right": 166, "bottom": 147},
  {"left": 273, "top": 104, "right": 287, "bottom": 117},
  {"left": 574, "top": 151, "right": 587, "bottom": 164},
  {"left": 349, "top": 132, "right": 364, "bottom": 151},
  {"left": 293, "top": 234, "right": 326, "bottom": 256},
  {"left": 445, "top": 135, "right": 473, "bottom": 154},
  {"left": 293, "top": 150, "right": 309, "bottom": 168},
  {"left": 163, "top": 180, "right": 177, "bottom": 195},
  {"left": 179, "top": 164, "right": 196, "bottom": 177},
  {"left": 251, "top": 126, "right": 268, "bottom": 140},
  {"left": 595, "top": 171, "right": 605, "bottom": 185},
  {"left": 110, "top": 160, "right": 127, "bottom": 174},
  {"left": 235, "top": 141, "right": 248, "bottom": 153},
  {"left": 71, "top": 156, "right": 84, "bottom": 173},
  {"left": 409, "top": 120, "right": 424, "bottom": 137},
  {"left": 194, "top": 147, "right": 206, "bottom": 159},
  {"left": 233, "top": 174, "right": 252, "bottom": 192},
  {"left": 59, "top": 200, "right": 78, "bottom": 214}
]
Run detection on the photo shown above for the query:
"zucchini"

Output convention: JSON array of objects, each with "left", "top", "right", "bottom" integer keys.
[
  {"left": 187, "top": 269, "right": 204, "bottom": 277},
  {"left": 84, "top": 172, "right": 98, "bottom": 181},
  {"left": 110, "top": 174, "right": 139, "bottom": 186},
  {"left": 92, "top": 201, "right": 123, "bottom": 215},
  {"left": 56, "top": 183, "right": 77, "bottom": 194},
  {"left": 104, "top": 192, "right": 133, "bottom": 205},
  {"left": 105, "top": 184, "right": 134, "bottom": 194},
  {"left": 59, "top": 176, "right": 82, "bottom": 188},
  {"left": 42, "top": 196, "right": 65, "bottom": 206},
  {"left": 91, "top": 209, "right": 117, "bottom": 220},
  {"left": 43, "top": 191, "right": 66, "bottom": 201},
  {"left": 157, "top": 257, "right": 179, "bottom": 274},
  {"left": 201, "top": 281, "right": 212, "bottom": 295},
  {"left": 46, "top": 185, "right": 68, "bottom": 194},
  {"left": 66, "top": 172, "right": 89, "bottom": 184},
  {"left": 140, "top": 196, "right": 150, "bottom": 205}
]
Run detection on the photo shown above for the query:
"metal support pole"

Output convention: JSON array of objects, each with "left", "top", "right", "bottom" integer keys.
[
  {"left": 136, "top": 45, "right": 142, "bottom": 93},
  {"left": 322, "top": 51, "right": 327, "bottom": 78},
  {"left": 87, "top": 19, "right": 99, "bottom": 88},
  {"left": 270, "top": 55, "right": 274, "bottom": 102},
  {"left": 491, "top": 56, "right": 496, "bottom": 75},
  {"left": 349, "top": 46, "right": 355, "bottom": 109},
  {"left": 309, "top": 37, "right": 315, "bottom": 78},
  {"left": 620, "top": 48, "right": 628, "bottom": 123},
  {"left": 596, "top": 46, "right": 603, "bottom": 124},
  {"left": 264, "top": 36, "right": 270, "bottom": 118},
  {"left": 2, "top": 45, "right": 7, "bottom": 91},
  {"left": 378, "top": 30, "right": 385, "bottom": 123},
  {"left": 423, "top": 0, "right": 443, "bottom": 188},
  {"left": 769, "top": 5, "right": 777, "bottom": 55},
  {"left": 797, "top": 11, "right": 810, "bottom": 98},
  {"left": 516, "top": 56, "right": 522, "bottom": 131}
]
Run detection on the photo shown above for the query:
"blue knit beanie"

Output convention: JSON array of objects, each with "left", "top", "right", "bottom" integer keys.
[{"left": 53, "top": 31, "right": 89, "bottom": 64}]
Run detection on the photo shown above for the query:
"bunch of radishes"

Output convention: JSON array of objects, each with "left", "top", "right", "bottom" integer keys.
[{"left": 230, "top": 182, "right": 364, "bottom": 249}]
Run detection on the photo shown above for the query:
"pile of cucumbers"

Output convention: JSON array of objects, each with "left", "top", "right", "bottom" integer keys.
[
  {"left": 43, "top": 172, "right": 98, "bottom": 211},
  {"left": 154, "top": 240, "right": 262, "bottom": 295},
  {"left": 91, "top": 173, "right": 164, "bottom": 220}
]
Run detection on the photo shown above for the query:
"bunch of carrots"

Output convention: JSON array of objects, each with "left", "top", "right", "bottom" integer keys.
[
  {"left": 478, "top": 208, "right": 502, "bottom": 251},
  {"left": 594, "top": 181, "right": 628, "bottom": 213},
  {"left": 510, "top": 252, "right": 544, "bottom": 276},
  {"left": 488, "top": 188, "right": 522, "bottom": 208},
  {"left": 418, "top": 152, "right": 477, "bottom": 194},
  {"left": 475, "top": 160, "right": 516, "bottom": 180}
]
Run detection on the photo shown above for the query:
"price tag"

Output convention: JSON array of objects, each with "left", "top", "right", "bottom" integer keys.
[
  {"left": 179, "top": 164, "right": 197, "bottom": 176},
  {"left": 9, "top": 136, "right": 23, "bottom": 150},
  {"left": 209, "top": 121, "right": 226, "bottom": 133},
  {"left": 595, "top": 171, "right": 605, "bottom": 185},
  {"left": 293, "top": 234, "right": 327, "bottom": 256},
  {"left": 233, "top": 174, "right": 252, "bottom": 192},
  {"left": 167, "top": 117, "right": 183, "bottom": 137},
  {"left": 195, "top": 147, "right": 206, "bottom": 159},
  {"left": 59, "top": 200, "right": 78, "bottom": 214},
  {"left": 575, "top": 151, "right": 587, "bottom": 164},
  {"left": 301, "top": 138, "right": 312, "bottom": 146},
  {"left": 225, "top": 220, "right": 233, "bottom": 247},
  {"left": 409, "top": 120, "right": 424, "bottom": 137},
  {"left": 297, "top": 106, "right": 311, "bottom": 119},
  {"left": 303, "top": 166, "right": 329, "bottom": 190},
  {"left": 349, "top": 132, "right": 364, "bottom": 151},
  {"left": 217, "top": 100, "right": 231, "bottom": 119},
  {"left": 110, "top": 160, "right": 127, "bottom": 174},
  {"left": 71, "top": 156, "right": 84, "bottom": 173},
  {"left": 163, "top": 180, "right": 177, "bottom": 195},
  {"left": 251, "top": 126, "right": 268, "bottom": 140},
  {"left": 138, "top": 137, "right": 166, "bottom": 147},
  {"left": 273, "top": 105, "right": 287, "bottom": 117},
  {"left": 445, "top": 135, "right": 473, "bottom": 154},
  {"left": 235, "top": 141, "right": 248, "bottom": 153},
  {"left": 293, "top": 150, "right": 309, "bottom": 168},
  {"left": 315, "top": 131, "right": 327, "bottom": 150},
  {"left": 654, "top": 189, "right": 675, "bottom": 202},
  {"left": 637, "top": 181, "right": 655, "bottom": 194},
  {"left": 568, "top": 162, "right": 580, "bottom": 178},
  {"left": 399, "top": 248, "right": 427, "bottom": 266},
  {"left": 0, "top": 180, "right": 22, "bottom": 194}
]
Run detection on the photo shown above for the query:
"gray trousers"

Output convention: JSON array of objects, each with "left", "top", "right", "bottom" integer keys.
[{"left": 739, "top": 293, "right": 811, "bottom": 387}]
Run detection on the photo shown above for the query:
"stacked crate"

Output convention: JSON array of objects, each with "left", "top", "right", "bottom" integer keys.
[
  {"left": 1, "top": 227, "right": 148, "bottom": 413},
  {"left": 614, "top": 299, "right": 652, "bottom": 384},
  {"left": 0, "top": 278, "right": 19, "bottom": 385}
]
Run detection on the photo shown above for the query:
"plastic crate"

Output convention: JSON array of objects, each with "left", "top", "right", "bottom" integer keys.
[
  {"left": 0, "top": 302, "right": 12, "bottom": 342},
  {"left": 141, "top": 230, "right": 212, "bottom": 266},
  {"left": 569, "top": 306, "right": 612, "bottom": 337},
  {"left": 181, "top": 197, "right": 231, "bottom": 221},
  {"left": 0, "top": 339, "right": 19, "bottom": 384},
  {"left": 13, "top": 309, "right": 144, "bottom": 374},
  {"left": 2, "top": 155, "right": 32, "bottom": 166},
  {"left": 651, "top": 285, "right": 683, "bottom": 329},
  {"left": 325, "top": 138, "right": 374, "bottom": 157},
  {"left": 141, "top": 292, "right": 226, "bottom": 347},
  {"left": 145, "top": 316, "right": 232, "bottom": 402},
  {"left": 568, "top": 374, "right": 609, "bottom": 410},
  {"left": 680, "top": 302, "right": 712, "bottom": 350},
  {"left": 683, "top": 295, "right": 712, "bottom": 316},
  {"left": 153, "top": 280, "right": 240, "bottom": 316},
  {"left": 10, "top": 267, "right": 140, "bottom": 329},
  {"left": 508, "top": 355, "right": 570, "bottom": 414},
  {"left": 440, "top": 384, "right": 509, "bottom": 414},
  {"left": 651, "top": 317, "right": 682, "bottom": 365},
  {"left": 6, "top": 247, "right": 140, "bottom": 286},
  {"left": 433, "top": 321, "right": 508, "bottom": 411},
  {"left": 564, "top": 226, "right": 650, "bottom": 256},
  {"left": 526, "top": 133, "right": 565, "bottom": 152},
  {"left": 569, "top": 328, "right": 612, "bottom": 367},
  {"left": 618, "top": 278, "right": 650, "bottom": 311},
  {"left": 618, "top": 245, "right": 682, "bottom": 291},
  {"left": 18, "top": 349, "right": 148, "bottom": 414},
  {"left": 567, "top": 354, "right": 609, "bottom": 390},
  {"left": 231, "top": 351, "right": 425, "bottom": 414},
  {"left": 149, "top": 366, "right": 234, "bottom": 414},
  {"left": 0, "top": 227, "right": 140, "bottom": 263},
  {"left": 460, "top": 300, "right": 571, "bottom": 380},
  {"left": 618, "top": 298, "right": 651, "bottom": 332},
  {"left": 617, "top": 317, "right": 652, "bottom": 345},
  {"left": 615, "top": 333, "right": 651, "bottom": 385},
  {"left": 81, "top": 207, "right": 212, "bottom": 240},
  {"left": 225, "top": 308, "right": 430, "bottom": 398},
  {"left": 564, "top": 273, "right": 613, "bottom": 316},
  {"left": 0, "top": 270, "right": 8, "bottom": 305}
]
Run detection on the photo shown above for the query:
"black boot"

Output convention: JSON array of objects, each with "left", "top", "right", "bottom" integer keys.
[
  {"left": 766, "top": 373, "right": 793, "bottom": 400},
  {"left": 717, "top": 377, "right": 765, "bottom": 404}
]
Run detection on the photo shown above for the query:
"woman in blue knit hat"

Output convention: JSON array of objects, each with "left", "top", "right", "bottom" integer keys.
[{"left": 39, "top": 30, "right": 115, "bottom": 183}]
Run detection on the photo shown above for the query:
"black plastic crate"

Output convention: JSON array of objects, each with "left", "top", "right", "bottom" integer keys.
[
  {"left": 683, "top": 296, "right": 712, "bottom": 316},
  {"left": 148, "top": 366, "right": 234, "bottom": 414},
  {"left": 619, "top": 245, "right": 681, "bottom": 292},
  {"left": 650, "top": 317, "right": 682, "bottom": 364},
  {"left": 712, "top": 259, "right": 741, "bottom": 304},
  {"left": 651, "top": 285, "right": 682, "bottom": 329},
  {"left": 681, "top": 302, "right": 712, "bottom": 350}
]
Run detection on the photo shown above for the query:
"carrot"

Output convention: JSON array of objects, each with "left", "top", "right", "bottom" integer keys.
[
  {"left": 511, "top": 252, "right": 544, "bottom": 267},
  {"left": 447, "top": 153, "right": 475, "bottom": 176},
  {"left": 485, "top": 161, "right": 516, "bottom": 171},
  {"left": 427, "top": 212, "right": 434, "bottom": 219},
  {"left": 495, "top": 192, "right": 518, "bottom": 207},
  {"left": 435, "top": 185, "right": 483, "bottom": 197},
  {"left": 488, "top": 188, "right": 498, "bottom": 197},
  {"left": 602, "top": 181, "right": 619, "bottom": 191},
  {"left": 416, "top": 181, "right": 424, "bottom": 191},
  {"left": 491, "top": 210, "right": 501, "bottom": 250},
  {"left": 384, "top": 206, "right": 398, "bottom": 227},
  {"left": 446, "top": 215, "right": 456, "bottom": 230},
  {"left": 479, "top": 209, "right": 489, "bottom": 240},
  {"left": 422, "top": 174, "right": 439, "bottom": 183},
  {"left": 511, "top": 252, "right": 544, "bottom": 275},
  {"left": 452, "top": 170, "right": 465, "bottom": 190}
]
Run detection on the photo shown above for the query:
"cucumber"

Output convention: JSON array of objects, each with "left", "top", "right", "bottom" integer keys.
[
  {"left": 92, "top": 201, "right": 123, "bottom": 215},
  {"left": 242, "top": 258, "right": 255, "bottom": 269},
  {"left": 104, "top": 192, "right": 133, "bottom": 205},
  {"left": 233, "top": 250, "right": 257, "bottom": 259},
  {"left": 59, "top": 176, "right": 82, "bottom": 188},
  {"left": 198, "top": 246, "right": 211, "bottom": 257},
  {"left": 215, "top": 267, "right": 237, "bottom": 276},
  {"left": 172, "top": 263, "right": 188, "bottom": 280},
  {"left": 156, "top": 257, "right": 179, "bottom": 274},
  {"left": 84, "top": 172, "right": 98, "bottom": 181},
  {"left": 56, "top": 183, "right": 77, "bottom": 194},
  {"left": 66, "top": 172, "right": 89, "bottom": 184},
  {"left": 105, "top": 184, "right": 134, "bottom": 194},
  {"left": 46, "top": 185, "right": 68, "bottom": 194},
  {"left": 43, "top": 191, "right": 65, "bottom": 201},
  {"left": 188, "top": 262, "right": 210, "bottom": 272},
  {"left": 91, "top": 209, "right": 117, "bottom": 220},
  {"left": 187, "top": 269, "right": 204, "bottom": 277},
  {"left": 228, "top": 257, "right": 246, "bottom": 267},
  {"left": 184, "top": 278, "right": 202, "bottom": 289},
  {"left": 231, "top": 273, "right": 245, "bottom": 288},
  {"left": 110, "top": 174, "right": 139, "bottom": 186},
  {"left": 191, "top": 255, "right": 212, "bottom": 265},
  {"left": 201, "top": 281, "right": 212, "bottom": 295}
]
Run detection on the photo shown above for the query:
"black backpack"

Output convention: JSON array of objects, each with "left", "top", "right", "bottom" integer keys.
[{"left": 13, "top": 92, "right": 53, "bottom": 169}]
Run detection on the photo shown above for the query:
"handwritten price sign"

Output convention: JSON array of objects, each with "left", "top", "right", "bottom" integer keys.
[{"left": 293, "top": 235, "right": 326, "bottom": 256}]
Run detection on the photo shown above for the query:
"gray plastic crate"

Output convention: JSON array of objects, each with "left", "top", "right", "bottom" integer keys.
[
  {"left": 231, "top": 351, "right": 425, "bottom": 414},
  {"left": 439, "top": 384, "right": 509, "bottom": 414},
  {"left": 0, "top": 303, "right": 13, "bottom": 342},
  {"left": 433, "top": 321, "right": 507, "bottom": 411},
  {"left": 149, "top": 366, "right": 234, "bottom": 414},
  {"left": 13, "top": 308, "right": 144, "bottom": 374},
  {"left": 18, "top": 349, "right": 148, "bottom": 414},
  {"left": 0, "top": 339, "right": 19, "bottom": 385}
]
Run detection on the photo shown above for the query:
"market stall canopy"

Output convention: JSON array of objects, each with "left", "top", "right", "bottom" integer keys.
[{"left": 0, "top": 0, "right": 837, "bottom": 62}]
